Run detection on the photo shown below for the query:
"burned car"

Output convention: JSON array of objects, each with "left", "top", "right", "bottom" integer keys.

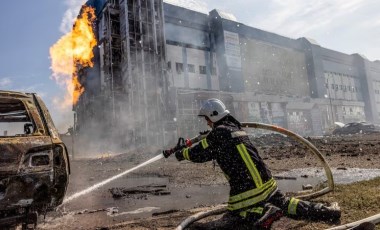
[
  {"left": 0, "top": 90, "right": 70, "bottom": 228},
  {"left": 332, "top": 121, "right": 380, "bottom": 135}
]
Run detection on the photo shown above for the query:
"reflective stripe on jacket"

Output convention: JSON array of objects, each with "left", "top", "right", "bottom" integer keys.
[{"left": 175, "top": 117, "right": 276, "bottom": 212}]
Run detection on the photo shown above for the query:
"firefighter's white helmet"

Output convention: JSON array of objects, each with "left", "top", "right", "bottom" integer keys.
[{"left": 198, "top": 98, "right": 230, "bottom": 123}]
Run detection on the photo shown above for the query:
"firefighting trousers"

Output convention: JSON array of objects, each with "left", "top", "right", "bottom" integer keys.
[
  {"left": 222, "top": 190, "right": 340, "bottom": 227},
  {"left": 191, "top": 190, "right": 340, "bottom": 229},
  {"left": 267, "top": 190, "right": 340, "bottom": 221}
]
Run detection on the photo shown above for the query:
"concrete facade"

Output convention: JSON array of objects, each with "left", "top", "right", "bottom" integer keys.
[
  {"left": 75, "top": 1, "right": 380, "bottom": 152},
  {"left": 163, "top": 3, "right": 379, "bottom": 138}
]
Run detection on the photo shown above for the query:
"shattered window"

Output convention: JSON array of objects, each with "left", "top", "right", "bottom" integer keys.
[{"left": 0, "top": 98, "right": 35, "bottom": 137}]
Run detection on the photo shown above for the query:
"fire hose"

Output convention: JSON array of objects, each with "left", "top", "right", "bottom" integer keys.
[
  {"left": 175, "top": 122, "right": 335, "bottom": 230},
  {"left": 327, "top": 213, "right": 380, "bottom": 230},
  {"left": 241, "top": 122, "right": 335, "bottom": 199}
]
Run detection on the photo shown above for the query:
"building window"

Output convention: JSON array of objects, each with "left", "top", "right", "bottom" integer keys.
[
  {"left": 199, "top": 66, "right": 207, "bottom": 75},
  {"left": 176, "top": 62, "right": 183, "bottom": 74},
  {"left": 188, "top": 64, "right": 195, "bottom": 73}
]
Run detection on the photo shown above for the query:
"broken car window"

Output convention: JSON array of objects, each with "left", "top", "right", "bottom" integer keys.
[{"left": 0, "top": 99, "right": 35, "bottom": 136}]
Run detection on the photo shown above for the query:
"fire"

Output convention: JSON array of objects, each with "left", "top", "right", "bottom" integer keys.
[{"left": 50, "top": 5, "right": 97, "bottom": 107}]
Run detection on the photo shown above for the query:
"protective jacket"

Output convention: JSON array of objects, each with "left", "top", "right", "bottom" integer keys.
[{"left": 175, "top": 115, "right": 278, "bottom": 213}]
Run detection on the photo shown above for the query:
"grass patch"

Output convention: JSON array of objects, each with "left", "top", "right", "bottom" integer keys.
[{"left": 302, "top": 177, "right": 380, "bottom": 229}]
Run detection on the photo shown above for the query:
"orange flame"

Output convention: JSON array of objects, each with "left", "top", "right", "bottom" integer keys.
[{"left": 50, "top": 5, "right": 97, "bottom": 107}]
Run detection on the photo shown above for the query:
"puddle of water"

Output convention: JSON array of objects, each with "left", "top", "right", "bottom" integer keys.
[
  {"left": 275, "top": 176, "right": 322, "bottom": 193},
  {"left": 275, "top": 168, "right": 380, "bottom": 193},
  {"left": 328, "top": 168, "right": 380, "bottom": 184}
]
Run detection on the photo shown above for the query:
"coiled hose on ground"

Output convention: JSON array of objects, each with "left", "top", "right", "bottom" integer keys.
[{"left": 176, "top": 122, "right": 335, "bottom": 230}]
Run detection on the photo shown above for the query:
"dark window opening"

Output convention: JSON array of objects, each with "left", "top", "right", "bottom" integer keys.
[{"left": 176, "top": 62, "right": 183, "bottom": 74}]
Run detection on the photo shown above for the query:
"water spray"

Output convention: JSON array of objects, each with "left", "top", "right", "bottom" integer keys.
[
  {"left": 61, "top": 132, "right": 209, "bottom": 205},
  {"left": 62, "top": 154, "right": 164, "bottom": 205}
]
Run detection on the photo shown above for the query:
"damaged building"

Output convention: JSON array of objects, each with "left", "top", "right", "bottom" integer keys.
[{"left": 74, "top": 0, "right": 380, "bottom": 152}]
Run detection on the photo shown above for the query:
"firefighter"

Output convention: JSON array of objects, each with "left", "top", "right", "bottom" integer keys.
[{"left": 165, "top": 98, "right": 341, "bottom": 229}]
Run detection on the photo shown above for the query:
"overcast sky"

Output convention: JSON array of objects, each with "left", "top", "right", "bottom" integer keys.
[{"left": 0, "top": 0, "right": 379, "bottom": 132}]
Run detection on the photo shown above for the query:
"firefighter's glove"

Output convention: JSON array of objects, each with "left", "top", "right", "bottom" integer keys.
[
  {"left": 163, "top": 149, "right": 174, "bottom": 158},
  {"left": 163, "top": 137, "right": 186, "bottom": 158}
]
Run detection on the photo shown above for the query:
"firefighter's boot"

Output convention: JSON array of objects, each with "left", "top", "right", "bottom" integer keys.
[{"left": 311, "top": 202, "right": 341, "bottom": 222}]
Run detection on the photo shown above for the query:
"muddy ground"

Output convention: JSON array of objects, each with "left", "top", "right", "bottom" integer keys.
[{"left": 37, "top": 133, "right": 380, "bottom": 230}]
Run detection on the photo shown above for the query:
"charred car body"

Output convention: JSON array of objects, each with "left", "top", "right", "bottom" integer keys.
[
  {"left": 0, "top": 90, "right": 70, "bottom": 227},
  {"left": 332, "top": 122, "right": 380, "bottom": 135}
]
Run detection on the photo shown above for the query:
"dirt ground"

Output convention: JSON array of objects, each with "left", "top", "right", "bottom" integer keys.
[{"left": 37, "top": 133, "right": 380, "bottom": 230}]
